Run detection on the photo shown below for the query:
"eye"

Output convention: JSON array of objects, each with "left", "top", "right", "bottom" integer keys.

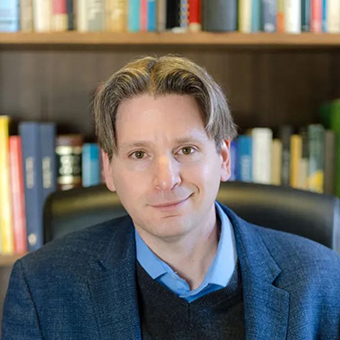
[
  {"left": 131, "top": 151, "right": 146, "bottom": 159},
  {"left": 179, "top": 147, "right": 195, "bottom": 155}
]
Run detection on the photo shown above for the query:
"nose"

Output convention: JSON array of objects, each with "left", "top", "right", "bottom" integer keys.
[{"left": 153, "top": 155, "right": 181, "bottom": 191}]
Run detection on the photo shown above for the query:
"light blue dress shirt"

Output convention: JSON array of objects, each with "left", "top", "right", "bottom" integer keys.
[{"left": 135, "top": 201, "right": 238, "bottom": 303}]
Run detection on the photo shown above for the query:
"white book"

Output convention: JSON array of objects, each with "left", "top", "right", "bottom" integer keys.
[
  {"left": 327, "top": 0, "right": 340, "bottom": 33},
  {"left": 239, "top": 0, "right": 252, "bottom": 33},
  {"left": 20, "top": 0, "right": 33, "bottom": 32},
  {"left": 284, "top": 0, "right": 301, "bottom": 33},
  {"left": 77, "top": 0, "right": 88, "bottom": 31},
  {"left": 33, "top": 0, "right": 52, "bottom": 32},
  {"left": 252, "top": 128, "right": 273, "bottom": 184}
]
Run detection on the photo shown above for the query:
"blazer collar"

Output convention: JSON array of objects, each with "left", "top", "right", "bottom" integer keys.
[{"left": 88, "top": 205, "right": 290, "bottom": 340}]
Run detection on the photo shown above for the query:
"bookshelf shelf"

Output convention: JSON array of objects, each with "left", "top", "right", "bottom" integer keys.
[
  {"left": 0, "top": 254, "right": 25, "bottom": 267},
  {"left": 1, "top": 32, "right": 340, "bottom": 48}
]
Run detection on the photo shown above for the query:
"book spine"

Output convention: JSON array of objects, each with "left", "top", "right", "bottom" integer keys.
[
  {"left": 140, "top": 0, "right": 147, "bottom": 31},
  {"left": 52, "top": 0, "right": 68, "bottom": 31},
  {"left": 188, "top": 0, "right": 201, "bottom": 32},
  {"left": 298, "top": 127, "right": 309, "bottom": 190},
  {"left": 147, "top": 0, "right": 156, "bottom": 31},
  {"left": 290, "top": 134, "right": 302, "bottom": 188},
  {"left": 156, "top": 0, "right": 166, "bottom": 32},
  {"left": 0, "top": 0, "right": 20, "bottom": 32},
  {"left": 33, "top": 0, "right": 52, "bottom": 32},
  {"left": 229, "top": 141, "right": 238, "bottom": 181},
  {"left": 252, "top": 128, "right": 273, "bottom": 184},
  {"left": 20, "top": 0, "right": 34, "bottom": 31},
  {"left": 261, "top": 0, "right": 277, "bottom": 32},
  {"left": 239, "top": 0, "right": 252, "bottom": 33},
  {"left": 330, "top": 100, "right": 340, "bottom": 198},
  {"left": 203, "top": 0, "right": 237, "bottom": 32},
  {"left": 327, "top": 0, "right": 340, "bottom": 33},
  {"left": 0, "top": 117, "right": 14, "bottom": 254},
  {"left": 251, "top": 0, "right": 261, "bottom": 32},
  {"left": 87, "top": 0, "right": 105, "bottom": 31},
  {"left": 179, "top": 0, "right": 188, "bottom": 31},
  {"left": 166, "top": 0, "right": 180, "bottom": 30},
  {"left": 277, "top": 0, "right": 284, "bottom": 32},
  {"left": 271, "top": 139, "right": 282, "bottom": 185},
  {"left": 284, "top": 0, "right": 301, "bottom": 33},
  {"left": 279, "top": 125, "right": 293, "bottom": 186},
  {"left": 128, "top": 0, "right": 140, "bottom": 31},
  {"left": 308, "top": 124, "right": 325, "bottom": 193},
  {"left": 106, "top": 0, "right": 126, "bottom": 32},
  {"left": 237, "top": 136, "right": 253, "bottom": 182},
  {"left": 301, "top": 0, "right": 311, "bottom": 31},
  {"left": 39, "top": 123, "right": 57, "bottom": 204},
  {"left": 9, "top": 136, "right": 27, "bottom": 254},
  {"left": 322, "top": 0, "right": 327, "bottom": 31},
  {"left": 66, "top": 0, "right": 74, "bottom": 30},
  {"left": 77, "top": 0, "right": 88, "bottom": 31},
  {"left": 324, "top": 130, "right": 335, "bottom": 195},
  {"left": 311, "top": 0, "right": 322, "bottom": 32},
  {"left": 82, "top": 144, "right": 101, "bottom": 187},
  {"left": 19, "top": 122, "right": 44, "bottom": 252}
]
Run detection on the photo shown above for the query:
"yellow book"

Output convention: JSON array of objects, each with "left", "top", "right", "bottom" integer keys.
[
  {"left": 239, "top": 0, "right": 252, "bottom": 33},
  {"left": 0, "top": 116, "right": 14, "bottom": 254},
  {"left": 290, "top": 134, "right": 302, "bottom": 188},
  {"left": 106, "top": 0, "right": 127, "bottom": 32},
  {"left": 271, "top": 139, "right": 282, "bottom": 185}
]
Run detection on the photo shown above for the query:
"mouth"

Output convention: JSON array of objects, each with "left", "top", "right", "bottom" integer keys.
[{"left": 151, "top": 195, "right": 191, "bottom": 211}]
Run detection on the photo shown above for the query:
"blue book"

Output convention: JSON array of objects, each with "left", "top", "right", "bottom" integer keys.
[
  {"left": 230, "top": 141, "right": 238, "bottom": 181},
  {"left": 148, "top": 0, "right": 156, "bottom": 31},
  {"left": 322, "top": 0, "right": 327, "bottom": 32},
  {"left": 19, "top": 122, "right": 44, "bottom": 252},
  {"left": 237, "top": 136, "right": 253, "bottom": 182},
  {"left": 251, "top": 0, "right": 261, "bottom": 32},
  {"left": 0, "top": 0, "right": 19, "bottom": 32},
  {"left": 261, "top": 0, "right": 277, "bottom": 32},
  {"left": 128, "top": 0, "right": 140, "bottom": 32},
  {"left": 82, "top": 144, "right": 101, "bottom": 187},
  {"left": 40, "top": 123, "right": 57, "bottom": 204},
  {"left": 301, "top": 0, "right": 311, "bottom": 31}
]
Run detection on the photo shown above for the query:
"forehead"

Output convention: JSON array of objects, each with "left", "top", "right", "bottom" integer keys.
[{"left": 115, "top": 94, "right": 208, "bottom": 145}]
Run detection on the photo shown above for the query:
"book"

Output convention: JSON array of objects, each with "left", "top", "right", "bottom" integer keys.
[
  {"left": 311, "top": 0, "right": 322, "bottom": 32},
  {"left": 87, "top": 0, "right": 105, "bottom": 31},
  {"left": 284, "top": 0, "right": 301, "bottom": 33},
  {"left": 290, "top": 134, "right": 302, "bottom": 189},
  {"left": 0, "top": 116, "right": 14, "bottom": 254},
  {"left": 77, "top": 0, "right": 87, "bottom": 31},
  {"left": 147, "top": 0, "right": 156, "bottom": 31},
  {"left": 202, "top": 0, "right": 237, "bottom": 32},
  {"left": 188, "top": 0, "right": 201, "bottom": 32},
  {"left": 324, "top": 130, "right": 335, "bottom": 195},
  {"left": 56, "top": 135, "right": 83, "bottom": 191},
  {"left": 140, "top": 0, "right": 147, "bottom": 31},
  {"left": 301, "top": 0, "right": 311, "bottom": 31},
  {"left": 0, "top": 0, "right": 19, "bottom": 32},
  {"left": 157, "top": 0, "right": 166, "bottom": 32},
  {"left": 326, "top": 0, "right": 340, "bottom": 33},
  {"left": 19, "top": 122, "right": 44, "bottom": 252},
  {"left": 67, "top": 0, "right": 74, "bottom": 30},
  {"left": 330, "top": 100, "right": 340, "bottom": 198},
  {"left": 166, "top": 0, "right": 180, "bottom": 30},
  {"left": 239, "top": 0, "right": 252, "bottom": 33},
  {"left": 82, "top": 143, "right": 101, "bottom": 187},
  {"left": 261, "top": 0, "right": 276, "bottom": 32},
  {"left": 279, "top": 125, "right": 293, "bottom": 186},
  {"left": 308, "top": 124, "right": 325, "bottom": 193},
  {"left": 128, "top": 0, "right": 140, "bottom": 31},
  {"left": 237, "top": 135, "right": 252, "bottom": 182},
  {"left": 20, "top": 0, "right": 34, "bottom": 32},
  {"left": 322, "top": 0, "right": 327, "bottom": 31},
  {"left": 298, "top": 127, "right": 309, "bottom": 190},
  {"left": 251, "top": 0, "right": 261, "bottom": 32},
  {"left": 179, "top": 0, "right": 188, "bottom": 31},
  {"left": 277, "top": 0, "right": 284, "bottom": 32},
  {"left": 52, "top": 0, "right": 68, "bottom": 31},
  {"left": 229, "top": 141, "right": 238, "bottom": 181},
  {"left": 106, "top": 0, "right": 126, "bottom": 32},
  {"left": 252, "top": 128, "right": 272, "bottom": 184},
  {"left": 271, "top": 139, "right": 282, "bottom": 185},
  {"left": 9, "top": 136, "right": 27, "bottom": 254},
  {"left": 33, "top": 0, "right": 52, "bottom": 32}
]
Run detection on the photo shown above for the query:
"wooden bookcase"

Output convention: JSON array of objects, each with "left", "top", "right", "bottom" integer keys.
[{"left": 1, "top": 31, "right": 340, "bottom": 322}]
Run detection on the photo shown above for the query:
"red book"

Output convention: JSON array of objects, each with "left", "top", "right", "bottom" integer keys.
[
  {"left": 52, "top": 0, "right": 67, "bottom": 14},
  {"left": 311, "top": 0, "right": 322, "bottom": 32},
  {"left": 188, "top": 0, "right": 201, "bottom": 31},
  {"left": 9, "top": 136, "right": 27, "bottom": 254},
  {"left": 140, "top": 0, "right": 148, "bottom": 32}
]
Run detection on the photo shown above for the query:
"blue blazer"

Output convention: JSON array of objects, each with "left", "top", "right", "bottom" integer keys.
[{"left": 2, "top": 204, "right": 340, "bottom": 339}]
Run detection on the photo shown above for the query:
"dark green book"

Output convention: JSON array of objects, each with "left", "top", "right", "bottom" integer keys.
[
  {"left": 330, "top": 100, "right": 340, "bottom": 198},
  {"left": 279, "top": 125, "right": 293, "bottom": 186}
]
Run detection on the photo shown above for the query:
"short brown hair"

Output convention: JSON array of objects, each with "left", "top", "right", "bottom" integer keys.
[{"left": 93, "top": 55, "right": 237, "bottom": 160}]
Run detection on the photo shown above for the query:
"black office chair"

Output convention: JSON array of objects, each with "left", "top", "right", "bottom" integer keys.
[{"left": 43, "top": 181, "right": 340, "bottom": 254}]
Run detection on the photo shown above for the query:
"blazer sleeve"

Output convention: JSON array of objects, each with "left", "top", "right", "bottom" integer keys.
[{"left": 1, "top": 260, "right": 43, "bottom": 340}]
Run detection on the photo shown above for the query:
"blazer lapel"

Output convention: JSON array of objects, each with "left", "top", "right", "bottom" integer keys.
[
  {"left": 87, "top": 217, "right": 141, "bottom": 340},
  {"left": 222, "top": 205, "right": 290, "bottom": 340}
]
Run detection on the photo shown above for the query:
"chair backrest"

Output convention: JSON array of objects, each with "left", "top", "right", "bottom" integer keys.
[{"left": 43, "top": 181, "right": 340, "bottom": 254}]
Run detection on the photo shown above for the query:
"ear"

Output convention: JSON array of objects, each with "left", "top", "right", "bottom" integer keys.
[
  {"left": 101, "top": 149, "right": 116, "bottom": 192},
  {"left": 220, "top": 140, "right": 231, "bottom": 182}
]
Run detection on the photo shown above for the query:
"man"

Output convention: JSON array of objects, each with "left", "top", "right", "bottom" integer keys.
[{"left": 2, "top": 55, "right": 340, "bottom": 339}]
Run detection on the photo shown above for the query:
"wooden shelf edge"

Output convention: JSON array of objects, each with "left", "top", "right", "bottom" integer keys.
[
  {"left": 0, "top": 32, "right": 340, "bottom": 47},
  {"left": 0, "top": 254, "right": 26, "bottom": 267}
]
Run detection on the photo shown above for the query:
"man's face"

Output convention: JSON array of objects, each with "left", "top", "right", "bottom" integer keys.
[{"left": 102, "top": 94, "right": 231, "bottom": 242}]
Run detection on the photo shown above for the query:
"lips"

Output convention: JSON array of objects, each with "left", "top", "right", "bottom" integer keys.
[{"left": 150, "top": 194, "right": 192, "bottom": 210}]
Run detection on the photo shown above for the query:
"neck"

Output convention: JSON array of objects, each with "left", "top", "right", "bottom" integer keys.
[{"left": 137, "top": 207, "right": 221, "bottom": 290}]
